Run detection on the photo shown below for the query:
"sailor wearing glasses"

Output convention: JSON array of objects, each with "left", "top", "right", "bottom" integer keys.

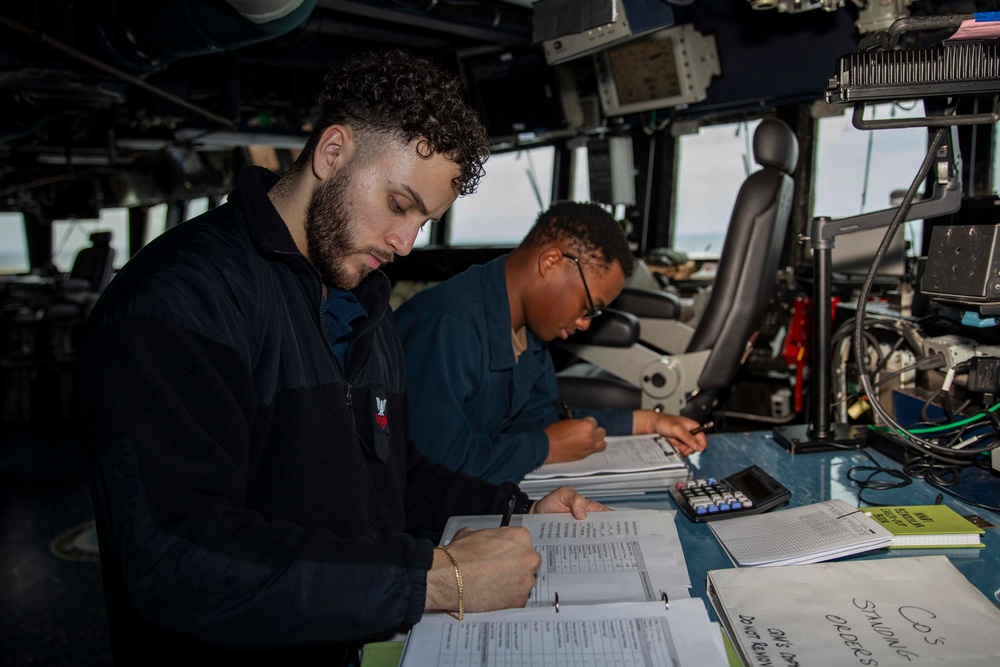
[{"left": 396, "top": 201, "right": 706, "bottom": 484}]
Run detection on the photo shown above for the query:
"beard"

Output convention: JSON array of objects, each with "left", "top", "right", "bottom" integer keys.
[{"left": 304, "top": 165, "right": 392, "bottom": 290}]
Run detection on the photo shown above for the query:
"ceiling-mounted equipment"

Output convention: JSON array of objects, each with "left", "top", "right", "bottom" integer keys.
[
  {"left": 534, "top": 0, "right": 675, "bottom": 65},
  {"left": 595, "top": 23, "right": 719, "bottom": 116}
]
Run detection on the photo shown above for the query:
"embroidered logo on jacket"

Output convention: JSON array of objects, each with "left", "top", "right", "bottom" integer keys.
[
  {"left": 369, "top": 385, "right": 391, "bottom": 463},
  {"left": 375, "top": 396, "right": 388, "bottom": 430}
]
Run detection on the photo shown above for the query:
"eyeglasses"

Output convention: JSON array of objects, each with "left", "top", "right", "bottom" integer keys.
[{"left": 562, "top": 253, "right": 602, "bottom": 320}]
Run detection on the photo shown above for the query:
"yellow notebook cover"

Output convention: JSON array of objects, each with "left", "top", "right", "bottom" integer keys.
[{"left": 865, "top": 505, "right": 984, "bottom": 548}]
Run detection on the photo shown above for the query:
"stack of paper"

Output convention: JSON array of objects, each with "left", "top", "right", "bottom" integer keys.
[
  {"left": 708, "top": 498, "right": 893, "bottom": 566},
  {"left": 708, "top": 556, "right": 1000, "bottom": 666},
  {"left": 519, "top": 434, "right": 690, "bottom": 497}
]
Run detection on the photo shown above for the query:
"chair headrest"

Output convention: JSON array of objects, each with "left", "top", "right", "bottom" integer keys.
[
  {"left": 753, "top": 118, "right": 798, "bottom": 175},
  {"left": 89, "top": 231, "right": 112, "bottom": 245}
]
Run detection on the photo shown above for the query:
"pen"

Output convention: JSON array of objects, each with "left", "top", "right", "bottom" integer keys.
[
  {"left": 689, "top": 420, "right": 714, "bottom": 436},
  {"left": 561, "top": 401, "right": 574, "bottom": 420},
  {"left": 500, "top": 494, "right": 516, "bottom": 527}
]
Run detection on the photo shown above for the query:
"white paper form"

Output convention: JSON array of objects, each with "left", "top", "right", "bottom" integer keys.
[
  {"left": 441, "top": 510, "right": 693, "bottom": 607},
  {"left": 523, "top": 434, "right": 685, "bottom": 479},
  {"left": 708, "top": 498, "right": 893, "bottom": 567},
  {"left": 400, "top": 598, "right": 728, "bottom": 667}
]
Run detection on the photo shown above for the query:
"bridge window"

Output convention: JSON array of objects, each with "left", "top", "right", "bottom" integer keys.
[
  {"left": 814, "top": 101, "right": 928, "bottom": 259},
  {"left": 52, "top": 208, "right": 129, "bottom": 272},
  {"left": 145, "top": 203, "right": 168, "bottom": 245},
  {"left": 571, "top": 144, "right": 590, "bottom": 202},
  {"left": 0, "top": 212, "right": 29, "bottom": 275},
  {"left": 413, "top": 221, "right": 432, "bottom": 249},
  {"left": 447, "top": 146, "right": 554, "bottom": 245},
  {"left": 673, "top": 119, "right": 762, "bottom": 259},
  {"left": 185, "top": 197, "right": 210, "bottom": 221}
]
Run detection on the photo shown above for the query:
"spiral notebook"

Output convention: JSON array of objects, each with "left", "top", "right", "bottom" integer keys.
[{"left": 708, "top": 498, "right": 893, "bottom": 567}]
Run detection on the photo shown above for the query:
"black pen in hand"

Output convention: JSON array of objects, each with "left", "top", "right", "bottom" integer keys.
[
  {"left": 689, "top": 420, "right": 714, "bottom": 436},
  {"left": 561, "top": 401, "right": 574, "bottom": 420},
  {"left": 500, "top": 494, "right": 517, "bottom": 527}
]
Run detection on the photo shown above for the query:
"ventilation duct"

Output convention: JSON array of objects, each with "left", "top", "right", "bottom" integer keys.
[{"left": 101, "top": 0, "right": 316, "bottom": 71}]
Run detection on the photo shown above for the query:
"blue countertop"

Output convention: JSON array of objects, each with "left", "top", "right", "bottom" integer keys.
[{"left": 609, "top": 429, "right": 1000, "bottom": 614}]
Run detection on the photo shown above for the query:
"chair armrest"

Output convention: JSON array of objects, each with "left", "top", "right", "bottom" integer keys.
[
  {"left": 57, "top": 277, "right": 92, "bottom": 293},
  {"left": 568, "top": 309, "right": 639, "bottom": 347},
  {"left": 611, "top": 287, "right": 682, "bottom": 320}
]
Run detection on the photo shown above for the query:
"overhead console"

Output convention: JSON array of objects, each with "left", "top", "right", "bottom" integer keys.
[
  {"left": 533, "top": 0, "right": 676, "bottom": 65},
  {"left": 594, "top": 23, "right": 720, "bottom": 116}
]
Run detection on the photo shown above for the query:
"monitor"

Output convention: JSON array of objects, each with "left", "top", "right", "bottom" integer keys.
[
  {"left": 459, "top": 47, "right": 568, "bottom": 140},
  {"left": 595, "top": 23, "right": 720, "bottom": 117}
]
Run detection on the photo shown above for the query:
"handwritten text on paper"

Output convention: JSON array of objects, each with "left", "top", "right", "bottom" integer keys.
[{"left": 738, "top": 597, "right": 949, "bottom": 667}]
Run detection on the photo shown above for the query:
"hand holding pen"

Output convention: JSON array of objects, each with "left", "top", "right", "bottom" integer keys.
[
  {"left": 634, "top": 410, "right": 710, "bottom": 456},
  {"left": 543, "top": 406, "right": 607, "bottom": 463},
  {"left": 689, "top": 420, "right": 714, "bottom": 436}
]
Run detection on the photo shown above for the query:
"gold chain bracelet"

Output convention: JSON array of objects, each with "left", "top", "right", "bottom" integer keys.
[{"left": 435, "top": 545, "right": 464, "bottom": 621}]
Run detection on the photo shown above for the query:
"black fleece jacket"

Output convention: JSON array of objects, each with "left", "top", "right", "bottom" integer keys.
[{"left": 77, "top": 167, "right": 529, "bottom": 665}]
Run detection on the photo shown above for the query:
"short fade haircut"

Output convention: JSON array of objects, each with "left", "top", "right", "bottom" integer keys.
[
  {"left": 520, "top": 201, "right": 635, "bottom": 277},
  {"left": 290, "top": 49, "right": 490, "bottom": 196}
]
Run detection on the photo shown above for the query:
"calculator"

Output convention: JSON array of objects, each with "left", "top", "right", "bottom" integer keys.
[{"left": 668, "top": 464, "right": 792, "bottom": 522}]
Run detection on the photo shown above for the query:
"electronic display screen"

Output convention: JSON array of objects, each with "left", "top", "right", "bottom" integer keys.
[
  {"left": 595, "top": 24, "right": 718, "bottom": 117},
  {"left": 460, "top": 47, "right": 566, "bottom": 138},
  {"left": 607, "top": 37, "right": 681, "bottom": 106},
  {"left": 727, "top": 468, "right": 776, "bottom": 501}
]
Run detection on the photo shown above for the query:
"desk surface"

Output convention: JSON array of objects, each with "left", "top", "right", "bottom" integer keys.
[{"left": 610, "top": 430, "right": 1000, "bottom": 615}]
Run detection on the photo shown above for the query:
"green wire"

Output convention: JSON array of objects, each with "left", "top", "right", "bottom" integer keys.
[{"left": 867, "top": 400, "right": 1000, "bottom": 434}]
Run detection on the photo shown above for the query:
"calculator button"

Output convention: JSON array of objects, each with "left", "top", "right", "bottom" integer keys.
[
  {"left": 706, "top": 505, "right": 719, "bottom": 514},
  {"left": 731, "top": 501, "right": 743, "bottom": 510},
  {"left": 718, "top": 503, "right": 731, "bottom": 511},
  {"left": 741, "top": 499, "right": 754, "bottom": 508},
  {"left": 695, "top": 506, "right": 708, "bottom": 515}
]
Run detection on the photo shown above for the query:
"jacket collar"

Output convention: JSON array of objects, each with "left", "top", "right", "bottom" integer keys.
[
  {"left": 229, "top": 166, "right": 305, "bottom": 259},
  {"left": 229, "top": 165, "right": 390, "bottom": 322}
]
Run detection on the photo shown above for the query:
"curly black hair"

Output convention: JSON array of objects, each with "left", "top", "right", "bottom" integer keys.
[
  {"left": 292, "top": 49, "right": 490, "bottom": 196},
  {"left": 520, "top": 201, "right": 635, "bottom": 277}
]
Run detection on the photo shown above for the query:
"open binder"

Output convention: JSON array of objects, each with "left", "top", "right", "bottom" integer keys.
[
  {"left": 399, "top": 597, "right": 726, "bottom": 666},
  {"left": 440, "top": 510, "right": 694, "bottom": 606},
  {"left": 400, "top": 510, "right": 728, "bottom": 664}
]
